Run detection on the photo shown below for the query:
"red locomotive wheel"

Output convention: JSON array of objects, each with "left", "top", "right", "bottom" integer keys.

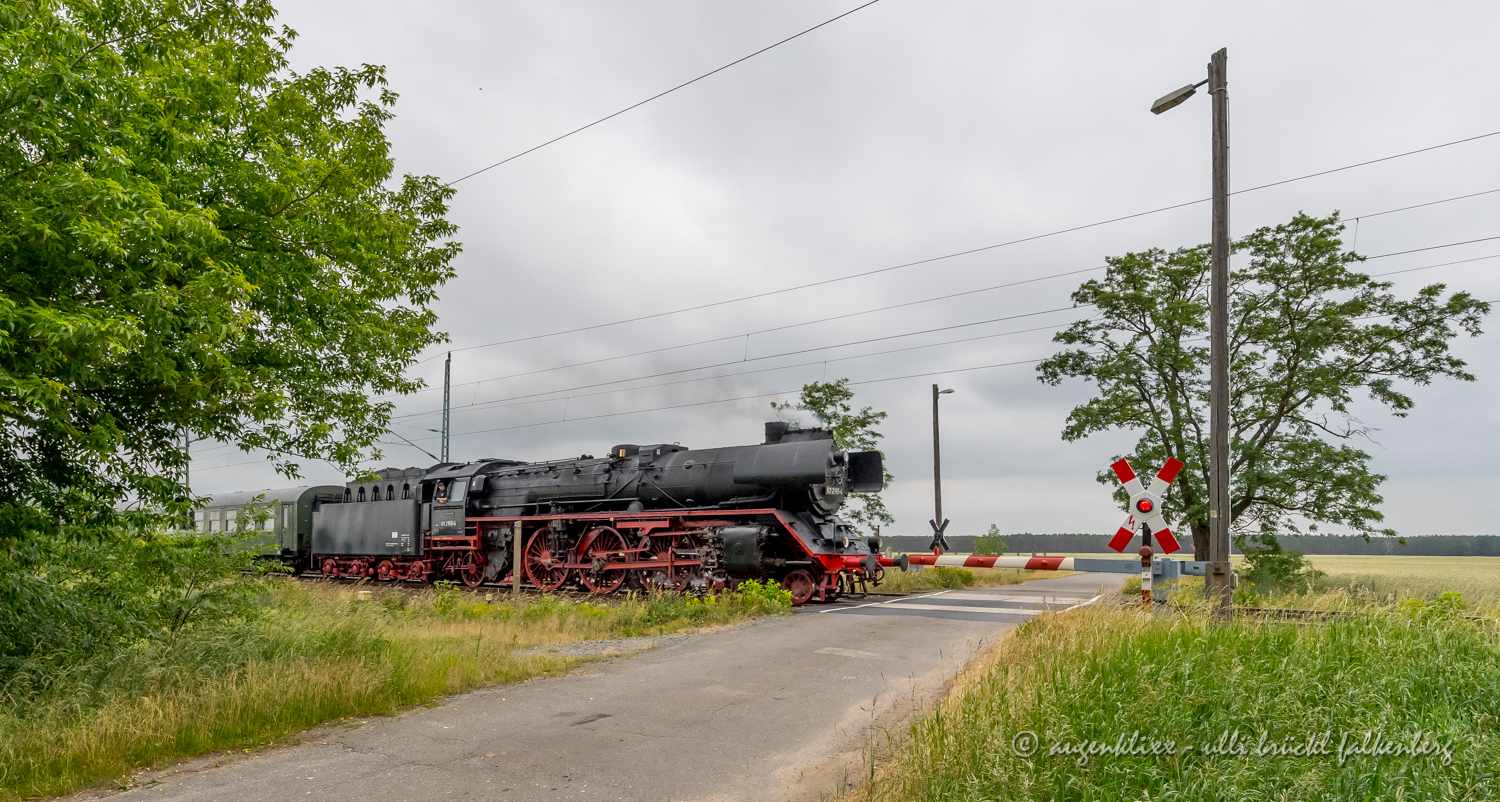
[
  {"left": 781, "top": 570, "right": 817, "bottom": 605},
  {"left": 638, "top": 534, "right": 689, "bottom": 592},
  {"left": 321, "top": 558, "right": 339, "bottom": 578},
  {"left": 460, "top": 552, "right": 488, "bottom": 588},
  {"left": 524, "top": 532, "right": 572, "bottom": 592},
  {"left": 376, "top": 560, "right": 396, "bottom": 581},
  {"left": 577, "top": 527, "right": 629, "bottom": 595}
]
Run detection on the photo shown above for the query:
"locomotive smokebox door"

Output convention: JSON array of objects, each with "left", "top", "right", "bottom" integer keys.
[{"left": 721, "top": 526, "right": 766, "bottom": 577}]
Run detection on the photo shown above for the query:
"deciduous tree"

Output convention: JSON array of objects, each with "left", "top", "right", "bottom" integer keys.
[
  {"left": 772, "top": 379, "right": 893, "bottom": 535},
  {"left": 1037, "top": 213, "right": 1487, "bottom": 556},
  {"left": 0, "top": 0, "right": 459, "bottom": 541}
]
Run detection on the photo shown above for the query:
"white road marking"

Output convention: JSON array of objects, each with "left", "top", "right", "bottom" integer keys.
[
  {"left": 938, "top": 593, "right": 1091, "bottom": 605},
  {"left": 882, "top": 603, "right": 1046, "bottom": 616},
  {"left": 815, "top": 647, "right": 882, "bottom": 659},
  {"left": 1063, "top": 594, "right": 1104, "bottom": 611},
  {"left": 817, "top": 590, "right": 951, "bottom": 613}
]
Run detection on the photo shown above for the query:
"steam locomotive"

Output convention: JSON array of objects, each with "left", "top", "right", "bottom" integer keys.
[{"left": 202, "top": 422, "right": 887, "bottom": 603}]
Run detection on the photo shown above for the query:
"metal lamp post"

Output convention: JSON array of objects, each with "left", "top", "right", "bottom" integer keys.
[
  {"left": 1151, "top": 47, "right": 1233, "bottom": 620},
  {"left": 930, "top": 385, "right": 955, "bottom": 553}
]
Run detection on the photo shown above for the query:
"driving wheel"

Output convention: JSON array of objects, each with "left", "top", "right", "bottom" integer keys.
[
  {"left": 577, "top": 526, "right": 629, "bottom": 595},
  {"left": 524, "top": 531, "right": 572, "bottom": 591},
  {"left": 460, "top": 552, "right": 488, "bottom": 588}
]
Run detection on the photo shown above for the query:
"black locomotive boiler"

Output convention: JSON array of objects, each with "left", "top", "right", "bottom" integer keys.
[{"left": 276, "top": 421, "right": 886, "bottom": 603}]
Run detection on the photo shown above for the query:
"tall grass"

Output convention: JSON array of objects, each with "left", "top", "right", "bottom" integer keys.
[
  {"left": 878, "top": 566, "right": 1073, "bottom": 594},
  {"left": 1304, "top": 555, "right": 1500, "bottom": 612},
  {"left": 0, "top": 579, "right": 788, "bottom": 801},
  {"left": 861, "top": 600, "right": 1500, "bottom": 801}
]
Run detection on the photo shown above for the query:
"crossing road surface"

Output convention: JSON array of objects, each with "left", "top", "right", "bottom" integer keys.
[{"left": 82, "top": 572, "right": 1114, "bottom": 802}]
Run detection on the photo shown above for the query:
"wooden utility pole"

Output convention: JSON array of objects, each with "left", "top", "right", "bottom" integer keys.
[
  {"left": 1205, "top": 47, "right": 1234, "bottom": 620},
  {"left": 513, "top": 519, "right": 523, "bottom": 601},
  {"left": 932, "top": 384, "right": 944, "bottom": 528}
]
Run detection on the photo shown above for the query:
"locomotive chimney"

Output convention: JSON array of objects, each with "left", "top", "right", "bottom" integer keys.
[{"left": 764, "top": 421, "right": 790, "bottom": 444}]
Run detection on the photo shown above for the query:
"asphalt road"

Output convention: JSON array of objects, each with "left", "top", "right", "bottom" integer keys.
[{"left": 90, "top": 572, "right": 1115, "bottom": 802}]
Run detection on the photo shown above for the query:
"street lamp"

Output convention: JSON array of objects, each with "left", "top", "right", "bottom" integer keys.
[
  {"left": 1151, "top": 48, "right": 1233, "bottom": 620},
  {"left": 930, "top": 385, "right": 955, "bottom": 553}
]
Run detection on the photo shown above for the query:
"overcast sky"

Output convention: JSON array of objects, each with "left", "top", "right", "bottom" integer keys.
[{"left": 190, "top": 0, "right": 1500, "bottom": 538}]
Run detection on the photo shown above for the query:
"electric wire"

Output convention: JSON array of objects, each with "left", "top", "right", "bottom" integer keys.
[
  {"left": 391, "top": 305, "right": 1081, "bottom": 420},
  {"left": 393, "top": 320, "right": 1078, "bottom": 423},
  {"left": 397, "top": 232, "right": 1500, "bottom": 405},
  {"left": 446, "top": 0, "right": 885, "bottom": 186},
  {"left": 426, "top": 129, "right": 1500, "bottom": 361},
  {"left": 199, "top": 293, "right": 1500, "bottom": 471},
  {"left": 1369, "top": 253, "right": 1500, "bottom": 278},
  {"left": 1349, "top": 187, "right": 1500, "bottom": 220}
]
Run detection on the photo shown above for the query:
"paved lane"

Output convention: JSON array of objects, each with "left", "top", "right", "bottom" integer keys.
[{"left": 84, "top": 572, "right": 1117, "bottom": 802}]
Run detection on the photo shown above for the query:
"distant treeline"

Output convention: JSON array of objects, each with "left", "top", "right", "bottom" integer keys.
[{"left": 883, "top": 533, "right": 1500, "bottom": 556}]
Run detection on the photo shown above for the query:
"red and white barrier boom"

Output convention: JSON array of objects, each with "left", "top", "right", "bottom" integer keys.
[{"left": 882, "top": 455, "right": 1235, "bottom": 602}]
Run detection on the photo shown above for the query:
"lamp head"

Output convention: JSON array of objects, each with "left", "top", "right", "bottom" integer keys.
[
  {"left": 1150, "top": 83, "right": 1200, "bottom": 115},
  {"left": 938, "top": 389, "right": 955, "bottom": 395}
]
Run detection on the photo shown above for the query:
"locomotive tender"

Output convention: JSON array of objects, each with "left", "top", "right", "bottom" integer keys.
[{"left": 214, "top": 422, "right": 887, "bottom": 604}]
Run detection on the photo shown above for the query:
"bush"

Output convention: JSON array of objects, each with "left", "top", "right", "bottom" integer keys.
[
  {"left": 931, "top": 567, "right": 976, "bottom": 589},
  {"left": 0, "top": 520, "right": 266, "bottom": 680},
  {"left": 1402, "top": 591, "right": 1469, "bottom": 620},
  {"left": 732, "top": 579, "right": 793, "bottom": 611},
  {"left": 973, "top": 525, "right": 1007, "bottom": 556},
  {"left": 1234, "top": 533, "right": 1323, "bottom": 592}
]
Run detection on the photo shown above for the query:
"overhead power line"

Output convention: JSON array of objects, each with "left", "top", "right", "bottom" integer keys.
[
  {"left": 1369, "top": 253, "right": 1500, "bottom": 278},
  {"left": 446, "top": 0, "right": 885, "bottom": 185},
  {"left": 398, "top": 232, "right": 1500, "bottom": 406},
  {"left": 408, "top": 355, "right": 1055, "bottom": 443},
  {"left": 393, "top": 307, "right": 1082, "bottom": 420},
  {"left": 393, "top": 320, "right": 1078, "bottom": 423},
  {"left": 401, "top": 267, "right": 1101, "bottom": 396},
  {"left": 1350, "top": 187, "right": 1500, "bottom": 220},
  {"left": 203, "top": 294, "right": 1500, "bottom": 471},
  {"left": 428, "top": 130, "right": 1500, "bottom": 360},
  {"left": 399, "top": 240, "right": 1500, "bottom": 426}
]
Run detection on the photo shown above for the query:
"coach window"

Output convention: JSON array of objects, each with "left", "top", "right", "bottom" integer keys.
[
  {"left": 358, "top": 486, "right": 366, "bottom": 502},
  {"left": 193, "top": 510, "right": 205, "bottom": 532},
  {"left": 402, "top": 483, "right": 411, "bottom": 500},
  {"left": 386, "top": 484, "right": 395, "bottom": 500},
  {"left": 344, "top": 488, "right": 351, "bottom": 502}
]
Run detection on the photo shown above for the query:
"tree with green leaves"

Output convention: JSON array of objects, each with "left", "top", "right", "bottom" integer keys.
[
  {"left": 772, "top": 379, "right": 893, "bottom": 535},
  {"left": 0, "top": 0, "right": 458, "bottom": 543},
  {"left": 1037, "top": 213, "right": 1487, "bottom": 557},
  {"left": 974, "top": 524, "right": 1007, "bottom": 556}
]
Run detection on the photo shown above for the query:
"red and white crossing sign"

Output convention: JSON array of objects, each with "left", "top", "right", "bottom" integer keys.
[{"left": 1107, "top": 457, "right": 1184, "bottom": 554}]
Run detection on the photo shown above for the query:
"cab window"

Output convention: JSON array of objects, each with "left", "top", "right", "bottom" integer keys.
[{"left": 446, "top": 478, "right": 468, "bottom": 505}]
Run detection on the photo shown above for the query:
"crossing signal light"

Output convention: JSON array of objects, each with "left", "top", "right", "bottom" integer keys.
[{"left": 1136, "top": 498, "right": 1154, "bottom": 514}]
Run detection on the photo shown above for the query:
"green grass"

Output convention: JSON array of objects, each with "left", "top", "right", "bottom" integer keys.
[
  {"left": 1302, "top": 555, "right": 1500, "bottom": 611},
  {"left": 860, "top": 599, "right": 1500, "bottom": 801},
  {"left": 0, "top": 579, "right": 789, "bottom": 801}
]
